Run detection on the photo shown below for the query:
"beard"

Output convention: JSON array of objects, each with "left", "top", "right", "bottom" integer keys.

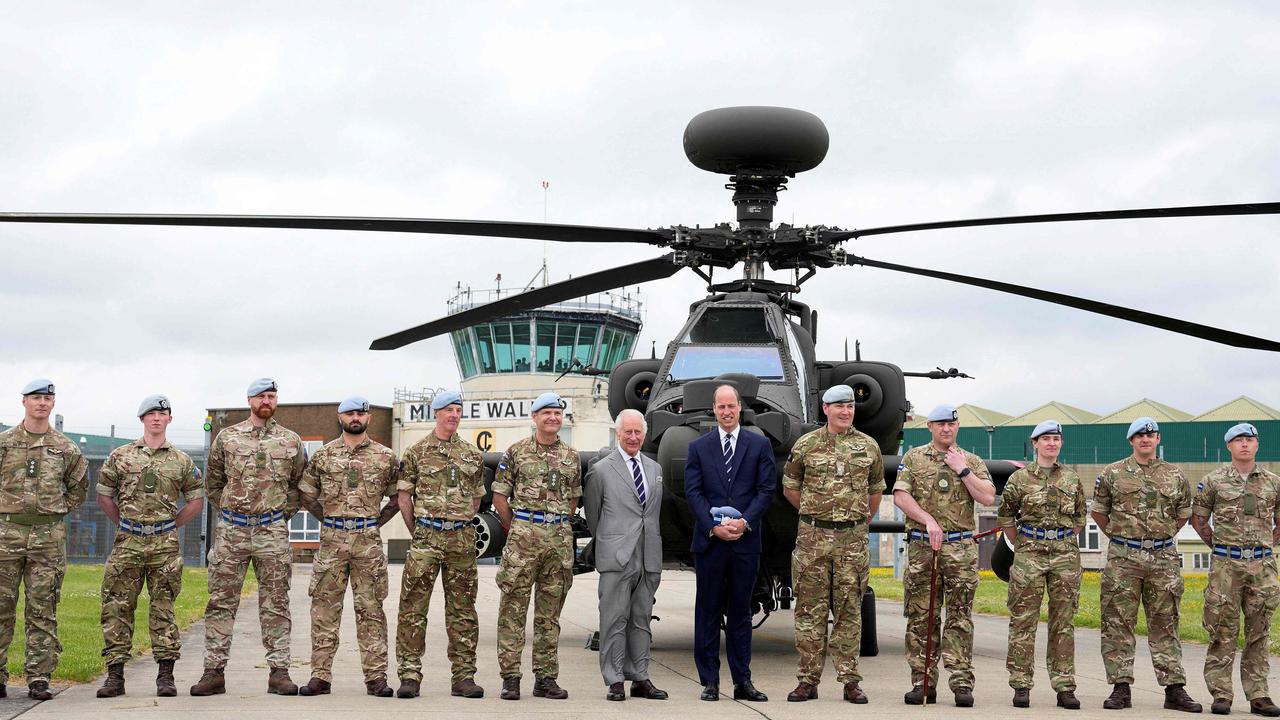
[
  {"left": 339, "top": 419, "right": 366, "bottom": 436},
  {"left": 253, "top": 404, "right": 275, "bottom": 420}
]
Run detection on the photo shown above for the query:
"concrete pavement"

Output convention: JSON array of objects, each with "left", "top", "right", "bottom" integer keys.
[{"left": 8, "top": 563, "right": 1278, "bottom": 718}]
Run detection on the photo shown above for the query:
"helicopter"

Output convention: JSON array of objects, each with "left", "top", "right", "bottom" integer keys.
[{"left": 3, "top": 106, "right": 1279, "bottom": 632}]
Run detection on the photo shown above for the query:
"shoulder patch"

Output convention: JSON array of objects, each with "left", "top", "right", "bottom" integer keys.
[
  {"left": 897, "top": 463, "right": 905, "bottom": 472},
  {"left": 1197, "top": 481, "right": 1204, "bottom": 492},
  {"left": 1095, "top": 475, "right": 1103, "bottom": 488}
]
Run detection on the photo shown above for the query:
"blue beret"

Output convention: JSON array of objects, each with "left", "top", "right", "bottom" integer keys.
[
  {"left": 246, "top": 378, "right": 278, "bottom": 397},
  {"left": 338, "top": 396, "right": 370, "bottom": 413},
  {"left": 1225, "top": 423, "right": 1258, "bottom": 442},
  {"left": 531, "top": 392, "right": 565, "bottom": 413},
  {"left": 430, "top": 391, "right": 463, "bottom": 411},
  {"left": 1031, "top": 420, "right": 1062, "bottom": 439},
  {"left": 1126, "top": 416, "right": 1159, "bottom": 439},
  {"left": 21, "top": 378, "right": 55, "bottom": 396},
  {"left": 927, "top": 404, "right": 958, "bottom": 422},
  {"left": 822, "top": 384, "right": 854, "bottom": 404},
  {"left": 137, "top": 394, "right": 171, "bottom": 417}
]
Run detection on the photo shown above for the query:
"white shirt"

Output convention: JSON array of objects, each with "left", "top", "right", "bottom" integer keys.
[
  {"left": 618, "top": 446, "right": 649, "bottom": 499},
  {"left": 717, "top": 425, "right": 740, "bottom": 457}
]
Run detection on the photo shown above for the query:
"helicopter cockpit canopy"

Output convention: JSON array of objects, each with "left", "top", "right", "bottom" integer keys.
[
  {"left": 669, "top": 345, "right": 785, "bottom": 382},
  {"left": 681, "top": 306, "right": 773, "bottom": 343}
]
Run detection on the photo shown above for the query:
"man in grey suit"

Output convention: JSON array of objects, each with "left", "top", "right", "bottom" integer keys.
[{"left": 584, "top": 409, "right": 669, "bottom": 702}]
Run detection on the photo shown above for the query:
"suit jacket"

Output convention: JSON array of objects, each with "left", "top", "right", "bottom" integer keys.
[
  {"left": 584, "top": 449, "right": 664, "bottom": 574},
  {"left": 684, "top": 427, "right": 776, "bottom": 555}
]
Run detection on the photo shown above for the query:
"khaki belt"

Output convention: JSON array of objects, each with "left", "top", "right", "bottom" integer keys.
[
  {"left": 0, "top": 512, "right": 64, "bottom": 526},
  {"left": 798, "top": 513, "right": 864, "bottom": 530}
]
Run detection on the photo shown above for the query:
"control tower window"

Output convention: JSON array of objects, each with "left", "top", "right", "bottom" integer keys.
[
  {"left": 452, "top": 330, "right": 479, "bottom": 378},
  {"left": 536, "top": 321, "right": 555, "bottom": 372},
  {"left": 574, "top": 325, "right": 598, "bottom": 367},
  {"left": 554, "top": 322, "right": 577, "bottom": 372},
  {"left": 493, "top": 323, "right": 513, "bottom": 373},
  {"left": 512, "top": 323, "right": 531, "bottom": 373},
  {"left": 683, "top": 307, "right": 772, "bottom": 343},
  {"left": 474, "top": 325, "right": 497, "bottom": 374}
]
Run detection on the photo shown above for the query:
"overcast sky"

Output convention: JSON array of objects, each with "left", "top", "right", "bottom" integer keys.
[{"left": 2, "top": 2, "right": 1277, "bottom": 445}]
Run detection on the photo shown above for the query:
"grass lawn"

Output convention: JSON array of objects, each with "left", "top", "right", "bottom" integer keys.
[
  {"left": 869, "top": 568, "right": 1280, "bottom": 655},
  {"left": 7, "top": 564, "right": 257, "bottom": 683}
]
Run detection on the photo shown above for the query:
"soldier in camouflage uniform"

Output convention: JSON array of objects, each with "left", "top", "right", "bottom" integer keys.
[
  {"left": 96, "top": 395, "right": 204, "bottom": 698},
  {"left": 492, "top": 392, "right": 581, "bottom": 701},
  {"left": 892, "top": 404, "right": 995, "bottom": 707},
  {"left": 0, "top": 379, "right": 88, "bottom": 701},
  {"left": 996, "top": 420, "right": 1086, "bottom": 709},
  {"left": 1189, "top": 423, "right": 1280, "bottom": 717},
  {"left": 191, "top": 378, "right": 305, "bottom": 697},
  {"left": 394, "top": 390, "right": 486, "bottom": 700},
  {"left": 1091, "top": 417, "right": 1201, "bottom": 712},
  {"left": 297, "top": 396, "right": 400, "bottom": 698},
  {"left": 782, "top": 384, "right": 883, "bottom": 704}
]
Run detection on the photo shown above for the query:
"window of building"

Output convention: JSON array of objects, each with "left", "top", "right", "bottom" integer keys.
[
  {"left": 1191, "top": 552, "right": 1211, "bottom": 570},
  {"left": 452, "top": 330, "right": 479, "bottom": 378},
  {"left": 512, "top": 322, "right": 531, "bottom": 372},
  {"left": 492, "top": 322, "right": 513, "bottom": 372},
  {"left": 574, "top": 325, "right": 598, "bottom": 367},
  {"left": 1077, "top": 521, "right": 1101, "bottom": 552},
  {"left": 473, "top": 325, "right": 497, "bottom": 374},
  {"left": 536, "top": 321, "right": 555, "bottom": 372},
  {"left": 553, "top": 322, "right": 576, "bottom": 372},
  {"left": 289, "top": 511, "right": 319, "bottom": 542}
]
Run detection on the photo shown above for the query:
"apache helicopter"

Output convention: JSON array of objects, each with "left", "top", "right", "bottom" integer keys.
[{"left": 3, "top": 106, "right": 1279, "bottom": 635}]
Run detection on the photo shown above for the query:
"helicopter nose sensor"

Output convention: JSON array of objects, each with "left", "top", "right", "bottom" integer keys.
[{"left": 683, "top": 106, "right": 829, "bottom": 176}]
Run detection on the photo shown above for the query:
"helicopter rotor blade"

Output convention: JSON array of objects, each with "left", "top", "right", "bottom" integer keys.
[
  {"left": 0, "top": 212, "right": 673, "bottom": 245},
  {"left": 370, "top": 254, "right": 681, "bottom": 350},
  {"left": 848, "top": 254, "right": 1280, "bottom": 352},
  {"left": 824, "top": 201, "right": 1280, "bottom": 241}
]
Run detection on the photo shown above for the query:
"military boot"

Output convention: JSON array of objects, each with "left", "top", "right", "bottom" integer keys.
[
  {"left": 395, "top": 678, "right": 420, "bottom": 699},
  {"left": 1013, "top": 688, "right": 1030, "bottom": 708},
  {"left": 1057, "top": 690, "right": 1081, "bottom": 710},
  {"left": 451, "top": 678, "right": 484, "bottom": 698},
  {"left": 0, "top": 683, "right": 6, "bottom": 698},
  {"left": 954, "top": 688, "right": 975, "bottom": 707},
  {"left": 1251, "top": 697, "right": 1280, "bottom": 717},
  {"left": 267, "top": 667, "right": 299, "bottom": 696},
  {"left": 365, "top": 678, "right": 393, "bottom": 697},
  {"left": 97, "top": 663, "right": 126, "bottom": 698},
  {"left": 500, "top": 676, "right": 520, "bottom": 700},
  {"left": 1103, "top": 683, "right": 1131, "bottom": 710},
  {"left": 298, "top": 677, "right": 330, "bottom": 696},
  {"left": 904, "top": 685, "right": 938, "bottom": 705},
  {"left": 1164, "top": 684, "right": 1203, "bottom": 713},
  {"left": 533, "top": 676, "right": 568, "bottom": 699},
  {"left": 189, "top": 667, "right": 225, "bottom": 696},
  {"left": 156, "top": 660, "right": 177, "bottom": 697},
  {"left": 28, "top": 680, "right": 53, "bottom": 701},
  {"left": 1211, "top": 698, "right": 1231, "bottom": 715}
]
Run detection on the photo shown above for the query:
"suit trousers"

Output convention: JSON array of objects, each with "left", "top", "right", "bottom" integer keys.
[
  {"left": 597, "top": 549, "right": 661, "bottom": 684},
  {"left": 693, "top": 542, "right": 758, "bottom": 685}
]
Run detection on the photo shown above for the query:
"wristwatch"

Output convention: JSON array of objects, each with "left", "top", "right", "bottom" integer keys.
[{"left": 957, "top": 467, "right": 972, "bottom": 479}]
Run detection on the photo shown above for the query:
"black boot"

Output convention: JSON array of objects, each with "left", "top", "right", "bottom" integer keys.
[
  {"left": 97, "top": 664, "right": 126, "bottom": 698},
  {"left": 156, "top": 660, "right": 176, "bottom": 697}
]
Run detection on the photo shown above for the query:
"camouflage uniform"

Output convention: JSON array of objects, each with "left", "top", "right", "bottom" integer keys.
[
  {"left": 997, "top": 462, "right": 1086, "bottom": 691},
  {"left": 1192, "top": 464, "right": 1280, "bottom": 702},
  {"left": 300, "top": 437, "right": 397, "bottom": 682},
  {"left": 782, "top": 426, "right": 884, "bottom": 687},
  {"left": 395, "top": 432, "right": 485, "bottom": 683},
  {"left": 0, "top": 425, "right": 87, "bottom": 686},
  {"left": 893, "top": 444, "right": 992, "bottom": 691},
  {"left": 492, "top": 436, "right": 581, "bottom": 681},
  {"left": 98, "top": 440, "right": 202, "bottom": 666},
  {"left": 1093, "top": 456, "right": 1193, "bottom": 685},
  {"left": 203, "top": 418, "right": 305, "bottom": 670}
]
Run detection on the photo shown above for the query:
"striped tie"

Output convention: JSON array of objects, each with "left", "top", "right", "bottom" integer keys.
[
  {"left": 630, "top": 457, "right": 646, "bottom": 506},
  {"left": 723, "top": 432, "right": 734, "bottom": 480}
]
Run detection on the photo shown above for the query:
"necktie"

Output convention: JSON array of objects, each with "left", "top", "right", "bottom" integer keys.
[
  {"left": 723, "top": 432, "right": 734, "bottom": 479},
  {"left": 630, "top": 457, "right": 646, "bottom": 506}
]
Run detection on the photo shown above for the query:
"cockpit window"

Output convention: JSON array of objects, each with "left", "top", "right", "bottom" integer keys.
[
  {"left": 669, "top": 345, "right": 785, "bottom": 381},
  {"left": 682, "top": 307, "right": 772, "bottom": 343}
]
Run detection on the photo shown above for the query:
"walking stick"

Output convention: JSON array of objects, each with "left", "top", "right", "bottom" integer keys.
[{"left": 922, "top": 546, "right": 939, "bottom": 707}]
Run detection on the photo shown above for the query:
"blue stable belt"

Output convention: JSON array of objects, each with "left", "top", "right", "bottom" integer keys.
[
  {"left": 1212, "top": 544, "right": 1274, "bottom": 560},
  {"left": 220, "top": 508, "right": 285, "bottom": 527},
  {"left": 323, "top": 516, "right": 379, "bottom": 531},
  {"left": 118, "top": 518, "right": 177, "bottom": 536},
  {"left": 1109, "top": 535, "right": 1175, "bottom": 551},
  {"left": 513, "top": 509, "right": 567, "bottom": 524},
  {"left": 416, "top": 517, "right": 471, "bottom": 531},
  {"left": 908, "top": 529, "right": 974, "bottom": 543},
  {"left": 1018, "top": 525, "right": 1075, "bottom": 540}
]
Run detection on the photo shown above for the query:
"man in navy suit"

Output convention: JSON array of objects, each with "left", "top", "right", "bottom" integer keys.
[{"left": 684, "top": 384, "right": 776, "bottom": 702}]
